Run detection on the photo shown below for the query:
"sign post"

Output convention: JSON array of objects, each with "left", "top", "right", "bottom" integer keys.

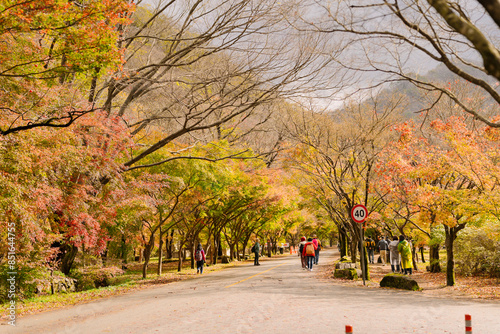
[{"left": 351, "top": 204, "right": 368, "bottom": 285}]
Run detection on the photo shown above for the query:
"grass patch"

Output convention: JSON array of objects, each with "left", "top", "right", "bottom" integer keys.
[{"left": 0, "top": 283, "right": 137, "bottom": 319}]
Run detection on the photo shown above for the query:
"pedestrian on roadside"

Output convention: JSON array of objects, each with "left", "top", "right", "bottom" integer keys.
[
  {"left": 195, "top": 243, "right": 206, "bottom": 274},
  {"left": 302, "top": 237, "right": 317, "bottom": 271},
  {"left": 385, "top": 237, "right": 391, "bottom": 263},
  {"left": 398, "top": 235, "right": 413, "bottom": 275},
  {"left": 312, "top": 234, "right": 322, "bottom": 265},
  {"left": 365, "top": 237, "right": 375, "bottom": 264},
  {"left": 298, "top": 236, "right": 307, "bottom": 269},
  {"left": 388, "top": 236, "right": 400, "bottom": 273},
  {"left": 377, "top": 236, "right": 389, "bottom": 265},
  {"left": 252, "top": 239, "right": 261, "bottom": 266}
]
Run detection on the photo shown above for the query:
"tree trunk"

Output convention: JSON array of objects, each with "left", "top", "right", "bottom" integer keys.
[
  {"left": 212, "top": 235, "right": 218, "bottom": 265},
  {"left": 217, "top": 233, "right": 223, "bottom": 258},
  {"left": 362, "top": 243, "right": 370, "bottom": 280},
  {"left": 445, "top": 232, "right": 456, "bottom": 286},
  {"left": 411, "top": 244, "right": 418, "bottom": 270},
  {"left": 142, "top": 235, "right": 155, "bottom": 279},
  {"left": 157, "top": 234, "right": 164, "bottom": 276},
  {"left": 420, "top": 247, "right": 426, "bottom": 263},
  {"left": 429, "top": 244, "right": 441, "bottom": 273},
  {"left": 138, "top": 248, "right": 143, "bottom": 263},
  {"left": 101, "top": 242, "right": 108, "bottom": 266},
  {"left": 349, "top": 234, "right": 358, "bottom": 263},
  {"left": 60, "top": 244, "right": 78, "bottom": 275},
  {"left": 190, "top": 241, "right": 195, "bottom": 270},
  {"left": 121, "top": 235, "right": 128, "bottom": 263},
  {"left": 444, "top": 223, "right": 466, "bottom": 286},
  {"left": 229, "top": 243, "right": 235, "bottom": 261},
  {"left": 166, "top": 230, "right": 174, "bottom": 259},
  {"left": 339, "top": 228, "right": 348, "bottom": 258},
  {"left": 177, "top": 240, "right": 184, "bottom": 272}
]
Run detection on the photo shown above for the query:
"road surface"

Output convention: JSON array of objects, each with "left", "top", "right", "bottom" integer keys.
[{"left": 5, "top": 250, "right": 500, "bottom": 333}]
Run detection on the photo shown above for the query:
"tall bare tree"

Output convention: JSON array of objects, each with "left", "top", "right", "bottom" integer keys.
[
  {"left": 91, "top": 0, "right": 337, "bottom": 170},
  {"left": 287, "top": 0, "right": 500, "bottom": 127}
]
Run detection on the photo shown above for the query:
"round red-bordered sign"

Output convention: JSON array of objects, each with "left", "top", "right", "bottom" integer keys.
[{"left": 351, "top": 204, "right": 368, "bottom": 223}]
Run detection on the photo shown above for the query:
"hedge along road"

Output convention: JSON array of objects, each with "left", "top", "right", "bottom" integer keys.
[{"left": 5, "top": 250, "right": 500, "bottom": 334}]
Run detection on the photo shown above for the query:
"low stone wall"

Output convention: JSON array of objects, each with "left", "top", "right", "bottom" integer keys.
[
  {"left": 335, "top": 262, "right": 356, "bottom": 270},
  {"left": 35, "top": 275, "right": 76, "bottom": 295}
]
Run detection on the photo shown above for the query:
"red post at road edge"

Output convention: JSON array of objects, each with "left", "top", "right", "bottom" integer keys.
[
  {"left": 345, "top": 325, "right": 353, "bottom": 333},
  {"left": 465, "top": 314, "right": 472, "bottom": 333}
]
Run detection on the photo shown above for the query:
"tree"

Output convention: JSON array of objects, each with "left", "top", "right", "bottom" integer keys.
[
  {"left": 292, "top": 0, "right": 500, "bottom": 127},
  {"left": 0, "top": 0, "right": 133, "bottom": 135},
  {"left": 0, "top": 111, "right": 131, "bottom": 276},
  {"left": 378, "top": 116, "right": 500, "bottom": 285},
  {"left": 91, "top": 0, "right": 334, "bottom": 171},
  {"left": 283, "top": 96, "right": 402, "bottom": 272}
]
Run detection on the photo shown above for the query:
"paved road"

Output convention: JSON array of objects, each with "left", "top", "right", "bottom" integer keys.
[{"left": 5, "top": 250, "right": 500, "bottom": 333}]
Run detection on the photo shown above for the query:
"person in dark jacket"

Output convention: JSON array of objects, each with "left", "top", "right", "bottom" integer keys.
[
  {"left": 377, "top": 237, "right": 389, "bottom": 265},
  {"left": 253, "top": 239, "right": 261, "bottom": 265},
  {"left": 365, "top": 237, "right": 375, "bottom": 264}
]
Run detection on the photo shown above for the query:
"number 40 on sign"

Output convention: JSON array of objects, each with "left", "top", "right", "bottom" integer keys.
[{"left": 351, "top": 204, "right": 368, "bottom": 223}]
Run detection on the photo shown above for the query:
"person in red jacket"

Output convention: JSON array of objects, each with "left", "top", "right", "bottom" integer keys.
[{"left": 302, "top": 237, "right": 317, "bottom": 271}]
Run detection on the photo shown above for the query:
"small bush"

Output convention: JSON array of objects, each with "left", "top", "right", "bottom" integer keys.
[
  {"left": 0, "top": 262, "right": 50, "bottom": 302},
  {"left": 70, "top": 267, "right": 124, "bottom": 291},
  {"left": 454, "top": 225, "right": 500, "bottom": 278}
]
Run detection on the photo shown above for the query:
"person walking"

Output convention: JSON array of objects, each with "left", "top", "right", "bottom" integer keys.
[
  {"left": 195, "top": 243, "right": 206, "bottom": 274},
  {"left": 312, "top": 234, "right": 322, "bottom": 265},
  {"left": 302, "top": 237, "right": 317, "bottom": 271},
  {"left": 365, "top": 237, "right": 375, "bottom": 264},
  {"left": 398, "top": 235, "right": 413, "bottom": 275},
  {"left": 377, "top": 236, "right": 389, "bottom": 265},
  {"left": 388, "top": 236, "right": 400, "bottom": 273},
  {"left": 298, "top": 236, "right": 307, "bottom": 269},
  {"left": 252, "top": 239, "right": 261, "bottom": 266}
]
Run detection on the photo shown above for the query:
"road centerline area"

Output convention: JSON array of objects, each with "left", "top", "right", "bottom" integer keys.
[{"left": 224, "top": 263, "right": 287, "bottom": 288}]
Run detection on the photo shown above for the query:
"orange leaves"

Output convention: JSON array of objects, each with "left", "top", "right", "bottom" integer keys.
[{"left": 0, "top": 110, "right": 132, "bottom": 256}]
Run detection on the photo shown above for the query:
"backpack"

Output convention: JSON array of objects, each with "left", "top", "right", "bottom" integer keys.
[
  {"left": 251, "top": 245, "right": 255, "bottom": 253},
  {"left": 195, "top": 250, "right": 203, "bottom": 262},
  {"left": 305, "top": 243, "right": 315, "bottom": 256}
]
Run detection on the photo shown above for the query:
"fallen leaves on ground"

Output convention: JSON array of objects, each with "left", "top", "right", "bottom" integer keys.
[{"left": 317, "top": 260, "right": 500, "bottom": 300}]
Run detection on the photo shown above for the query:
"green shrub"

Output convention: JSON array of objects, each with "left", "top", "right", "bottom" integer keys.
[
  {"left": 0, "top": 262, "right": 50, "bottom": 303},
  {"left": 454, "top": 225, "right": 500, "bottom": 278},
  {"left": 70, "top": 267, "right": 124, "bottom": 291}
]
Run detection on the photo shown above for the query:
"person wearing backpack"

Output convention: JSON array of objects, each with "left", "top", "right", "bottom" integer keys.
[
  {"left": 302, "top": 237, "right": 317, "bottom": 271},
  {"left": 195, "top": 243, "right": 206, "bottom": 274}
]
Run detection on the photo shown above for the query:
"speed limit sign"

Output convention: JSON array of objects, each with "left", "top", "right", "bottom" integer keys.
[{"left": 351, "top": 204, "right": 368, "bottom": 223}]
